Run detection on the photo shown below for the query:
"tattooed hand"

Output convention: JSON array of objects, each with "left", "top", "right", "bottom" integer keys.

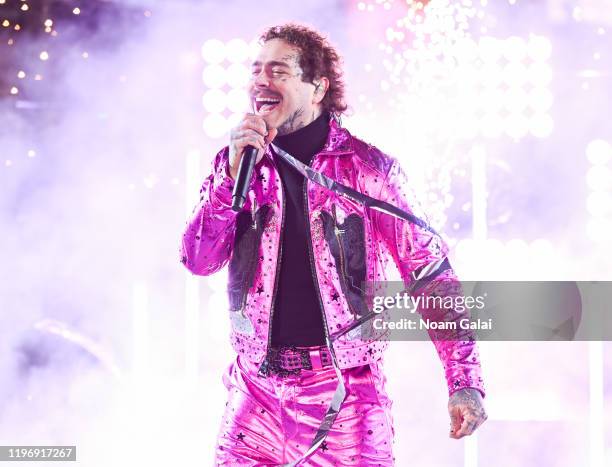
[{"left": 448, "top": 388, "right": 487, "bottom": 439}]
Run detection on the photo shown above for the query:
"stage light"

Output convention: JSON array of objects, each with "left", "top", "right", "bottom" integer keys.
[
  {"left": 478, "top": 37, "right": 502, "bottom": 62},
  {"left": 453, "top": 37, "right": 478, "bottom": 61},
  {"left": 503, "top": 62, "right": 527, "bottom": 86},
  {"left": 201, "top": 39, "right": 225, "bottom": 64},
  {"left": 587, "top": 192, "right": 612, "bottom": 217},
  {"left": 586, "top": 166, "right": 612, "bottom": 191},
  {"left": 225, "top": 38, "right": 249, "bottom": 63},
  {"left": 480, "top": 63, "right": 503, "bottom": 86},
  {"left": 40, "top": 51, "right": 49, "bottom": 61},
  {"left": 202, "top": 38, "right": 255, "bottom": 139},
  {"left": 17, "top": 70, "right": 25, "bottom": 78},
  {"left": 227, "top": 113, "right": 243, "bottom": 130},
  {"left": 527, "top": 62, "right": 552, "bottom": 86},
  {"left": 202, "top": 64, "right": 226, "bottom": 89},
  {"left": 202, "top": 113, "right": 227, "bottom": 139},
  {"left": 480, "top": 114, "right": 503, "bottom": 139},
  {"left": 226, "top": 88, "right": 248, "bottom": 113},
  {"left": 44, "top": 19, "right": 53, "bottom": 27},
  {"left": 528, "top": 87, "right": 553, "bottom": 112},
  {"left": 202, "top": 89, "right": 227, "bottom": 114},
  {"left": 225, "top": 63, "right": 249, "bottom": 89},
  {"left": 503, "top": 36, "right": 527, "bottom": 61},
  {"left": 587, "top": 218, "right": 612, "bottom": 242},
  {"left": 504, "top": 87, "right": 528, "bottom": 112},
  {"left": 10, "top": 86, "right": 18, "bottom": 95},
  {"left": 456, "top": 115, "right": 479, "bottom": 140},
  {"left": 528, "top": 114, "right": 554, "bottom": 138},
  {"left": 504, "top": 114, "right": 529, "bottom": 140},
  {"left": 248, "top": 40, "right": 260, "bottom": 60},
  {"left": 72, "top": 7, "right": 80, "bottom": 15},
  {"left": 586, "top": 140, "right": 612, "bottom": 165}
]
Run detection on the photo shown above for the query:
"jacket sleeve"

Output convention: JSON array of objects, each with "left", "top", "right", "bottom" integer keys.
[
  {"left": 373, "top": 158, "right": 486, "bottom": 399},
  {"left": 180, "top": 147, "right": 239, "bottom": 276}
]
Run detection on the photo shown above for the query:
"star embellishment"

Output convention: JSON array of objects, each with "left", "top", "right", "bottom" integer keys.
[
  {"left": 256, "top": 285, "right": 264, "bottom": 294},
  {"left": 320, "top": 441, "right": 329, "bottom": 452},
  {"left": 237, "top": 432, "right": 246, "bottom": 442},
  {"left": 331, "top": 293, "right": 340, "bottom": 302}
]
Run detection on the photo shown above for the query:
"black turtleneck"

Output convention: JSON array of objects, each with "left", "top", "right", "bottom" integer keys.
[{"left": 270, "top": 112, "right": 329, "bottom": 347}]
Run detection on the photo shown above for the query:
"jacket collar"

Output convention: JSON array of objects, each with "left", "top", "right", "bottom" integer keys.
[{"left": 319, "top": 115, "right": 353, "bottom": 155}]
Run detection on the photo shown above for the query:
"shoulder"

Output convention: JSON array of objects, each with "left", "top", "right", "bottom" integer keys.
[{"left": 345, "top": 130, "right": 396, "bottom": 177}]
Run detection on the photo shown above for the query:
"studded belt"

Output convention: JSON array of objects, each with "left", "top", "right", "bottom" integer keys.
[{"left": 264, "top": 345, "right": 333, "bottom": 377}]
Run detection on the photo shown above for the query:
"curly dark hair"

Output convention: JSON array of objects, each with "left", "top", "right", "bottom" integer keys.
[{"left": 259, "top": 23, "right": 348, "bottom": 117}]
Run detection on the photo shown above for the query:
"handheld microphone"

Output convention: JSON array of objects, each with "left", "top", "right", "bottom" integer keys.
[{"left": 231, "top": 145, "right": 258, "bottom": 212}]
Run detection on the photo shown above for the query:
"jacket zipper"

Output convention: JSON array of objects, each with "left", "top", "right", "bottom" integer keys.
[
  {"left": 265, "top": 164, "right": 286, "bottom": 358},
  {"left": 303, "top": 162, "right": 332, "bottom": 348}
]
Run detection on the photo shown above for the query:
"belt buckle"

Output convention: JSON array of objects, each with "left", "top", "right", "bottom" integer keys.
[
  {"left": 269, "top": 346, "right": 332, "bottom": 376},
  {"left": 280, "top": 348, "right": 302, "bottom": 370}
]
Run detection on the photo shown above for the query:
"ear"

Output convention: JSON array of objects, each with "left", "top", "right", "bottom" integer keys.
[{"left": 312, "top": 77, "right": 330, "bottom": 105}]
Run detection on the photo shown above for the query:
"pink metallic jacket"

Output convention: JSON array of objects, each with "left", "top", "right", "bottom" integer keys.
[{"left": 181, "top": 118, "right": 485, "bottom": 398}]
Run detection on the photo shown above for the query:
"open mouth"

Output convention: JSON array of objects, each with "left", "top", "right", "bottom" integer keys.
[{"left": 255, "top": 96, "right": 281, "bottom": 114}]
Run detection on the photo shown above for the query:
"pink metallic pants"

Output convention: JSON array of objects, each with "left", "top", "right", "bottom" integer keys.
[{"left": 215, "top": 353, "right": 395, "bottom": 466}]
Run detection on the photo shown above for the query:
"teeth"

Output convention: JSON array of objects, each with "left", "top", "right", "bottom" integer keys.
[{"left": 256, "top": 97, "right": 280, "bottom": 103}]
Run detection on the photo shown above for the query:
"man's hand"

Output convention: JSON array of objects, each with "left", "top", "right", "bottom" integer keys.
[
  {"left": 448, "top": 388, "right": 487, "bottom": 439},
  {"left": 228, "top": 114, "right": 277, "bottom": 180}
]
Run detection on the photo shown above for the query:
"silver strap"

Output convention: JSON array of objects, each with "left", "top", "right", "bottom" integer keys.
[
  {"left": 272, "top": 143, "right": 447, "bottom": 465},
  {"left": 271, "top": 144, "right": 440, "bottom": 237},
  {"left": 281, "top": 335, "right": 346, "bottom": 466}
]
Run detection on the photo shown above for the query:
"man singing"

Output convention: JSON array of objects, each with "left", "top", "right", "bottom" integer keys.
[{"left": 181, "top": 23, "right": 487, "bottom": 466}]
